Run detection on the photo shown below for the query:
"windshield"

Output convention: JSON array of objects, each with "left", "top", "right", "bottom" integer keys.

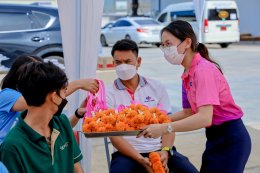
[
  {"left": 170, "top": 10, "right": 196, "bottom": 22},
  {"left": 208, "top": 9, "right": 238, "bottom": 21}
]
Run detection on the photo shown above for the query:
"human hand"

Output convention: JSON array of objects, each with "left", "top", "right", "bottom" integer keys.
[
  {"left": 157, "top": 151, "right": 169, "bottom": 173},
  {"left": 137, "top": 157, "right": 153, "bottom": 173},
  {"left": 79, "top": 79, "right": 99, "bottom": 94},
  {"left": 137, "top": 123, "right": 167, "bottom": 139}
]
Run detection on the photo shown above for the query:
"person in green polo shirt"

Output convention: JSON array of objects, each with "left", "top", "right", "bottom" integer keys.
[{"left": 0, "top": 61, "right": 83, "bottom": 173}]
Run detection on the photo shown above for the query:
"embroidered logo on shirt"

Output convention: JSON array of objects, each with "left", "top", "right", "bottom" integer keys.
[
  {"left": 60, "top": 142, "right": 69, "bottom": 150},
  {"left": 144, "top": 96, "right": 155, "bottom": 102}
]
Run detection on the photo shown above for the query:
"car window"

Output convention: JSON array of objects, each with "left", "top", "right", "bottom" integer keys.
[
  {"left": 32, "top": 11, "right": 51, "bottom": 28},
  {"left": 158, "top": 13, "right": 167, "bottom": 23},
  {"left": 112, "top": 21, "right": 121, "bottom": 27},
  {"left": 134, "top": 19, "right": 160, "bottom": 26},
  {"left": 208, "top": 9, "right": 238, "bottom": 21},
  {"left": 170, "top": 10, "right": 196, "bottom": 22},
  {"left": 118, "top": 20, "right": 132, "bottom": 27},
  {"left": 112, "top": 20, "right": 132, "bottom": 27},
  {"left": 0, "top": 12, "right": 32, "bottom": 31},
  {"left": 102, "top": 22, "right": 113, "bottom": 29}
]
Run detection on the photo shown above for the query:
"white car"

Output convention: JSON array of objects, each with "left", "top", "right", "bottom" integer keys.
[{"left": 100, "top": 17, "right": 163, "bottom": 47}]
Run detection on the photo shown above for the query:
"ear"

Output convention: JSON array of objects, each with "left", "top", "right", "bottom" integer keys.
[
  {"left": 137, "top": 57, "right": 142, "bottom": 68},
  {"left": 49, "top": 92, "right": 58, "bottom": 104},
  {"left": 185, "top": 38, "right": 192, "bottom": 48}
]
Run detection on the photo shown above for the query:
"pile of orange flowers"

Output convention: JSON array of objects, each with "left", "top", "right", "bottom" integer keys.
[
  {"left": 82, "top": 104, "right": 171, "bottom": 132},
  {"left": 149, "top": 152, "right": 165, "bottom": 173}
]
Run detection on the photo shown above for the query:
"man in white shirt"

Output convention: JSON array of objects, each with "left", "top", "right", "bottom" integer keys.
[{"left": 106, "top": 39, "right": 198, "bottom": 173}]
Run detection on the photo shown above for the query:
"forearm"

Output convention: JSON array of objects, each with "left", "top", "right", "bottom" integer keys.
[
  {"left": 69, "top": 107, "right": 86, "bottom": 128},
  {"left": 12, "top": 96, "right": 28, "bottom": 112},
  {"left": 169, "top": 108, "right": 192, "bottom": 122},
  {"left": 161, "top": 133, "right": 174, "bottom": 148},
  {"left": 66, "top": 80, "right": 81, "bottom": 96},
  {"left": 69, "top": 115, "right": 80, "bottom": 128},
  {"left": 110, "top": 137, "right": 142, "bottom": 161},
  {"left": 171, "top": 107, "right": 213, "bottom": 132},
  {"left": 74, "top": 162, "right": 84, "bottom": 173}
]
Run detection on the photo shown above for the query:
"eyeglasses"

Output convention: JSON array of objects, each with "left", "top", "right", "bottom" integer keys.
[
  {"left": 160, "top": 43, "right": 173, "bottom": 49},
  {"left": 160, "top": 41, "right": 183, "bottom": 51},
  {"left": 159, "top": 44, "right": 173, "bottom": 52}
]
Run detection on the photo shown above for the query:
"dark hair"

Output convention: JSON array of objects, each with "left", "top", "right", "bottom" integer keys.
[
  {"left": 1, "top": 55, "right": 43, "bottom": 90},
  {"left": 17, "top": 61, "right": 68, "bottom": 106},
  {"left": 111, "top": 39, "right": 139, "bottom": 57},
  {"left": 161, "top": 20, "right": 222, "bottom": 73}
]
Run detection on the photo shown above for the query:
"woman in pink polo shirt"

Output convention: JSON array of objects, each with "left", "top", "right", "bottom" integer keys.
[{"left": 138, "top": 20, "right": 251, "bottom": 173}]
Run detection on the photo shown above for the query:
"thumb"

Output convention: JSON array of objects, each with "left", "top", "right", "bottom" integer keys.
[{"left": 136, "top": 127, "right": 148, "bottom": 138}]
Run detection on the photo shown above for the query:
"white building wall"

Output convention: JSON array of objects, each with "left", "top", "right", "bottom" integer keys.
[{"left": 236, "top": 0, "right": 260, "bottom": 36}]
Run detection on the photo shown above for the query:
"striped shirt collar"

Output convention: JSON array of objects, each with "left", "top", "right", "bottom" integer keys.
[{"left": 114, "top": 75, "right": 148, "bottom": 90}]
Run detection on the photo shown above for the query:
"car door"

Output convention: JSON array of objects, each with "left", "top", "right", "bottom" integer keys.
[
  {"left": 204, "top": 8, "right": 239, "bottom": 43},
  {"left": 118, "top": 20, "right": 135, "bottom": 40},
  {"left": 0, "top": 7, "right": 47, "bottom": 68},
  {"left": 105, "top": 20, "right": 134, "bottom": 44},
  {"left": 0, "top": 6, "right": 60, "bottom": 69},
  {"left": 104, "top": 20, "right": 121, "bottom": 44}
]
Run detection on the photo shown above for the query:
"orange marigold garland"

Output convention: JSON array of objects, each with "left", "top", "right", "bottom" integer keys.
[
  {"left": 149, "top": 152, "right": 166, "bottom": 173},
  {"left": 82, "top": 104, "right": 171, "bottom": 132}
]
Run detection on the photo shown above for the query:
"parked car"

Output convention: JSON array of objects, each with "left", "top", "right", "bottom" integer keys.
[
  {"left": 156, "top": 1, "right": 240, "bottom": 48},
  {"left": 0, "top": 4, "right": 63, "bottom": 71},
  {"left": 100, "top": 17, "right": 163, "bottom": 47}
]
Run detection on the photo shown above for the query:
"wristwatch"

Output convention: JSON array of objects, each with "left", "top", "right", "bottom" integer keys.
[
  {"left": 166, "top": 124, "right": 173, "bottom": 134},
  {"left": 75, "top": 108, "right": 84, "bottom": 119},
  {"left": 162, "top": 146, "right": 174, "bottom": 157}
]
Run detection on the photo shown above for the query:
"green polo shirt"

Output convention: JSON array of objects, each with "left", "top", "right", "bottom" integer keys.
[{"left": 0, "top": 112, "right": 82, "bottom": 173}]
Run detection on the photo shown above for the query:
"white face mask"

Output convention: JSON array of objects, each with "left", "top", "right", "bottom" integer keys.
[
  {"left": 162, "top": 45, "right": 186, "bottom": 65},
  {"left": 115, "top": 64, "right": 137, "bottom": 81}
]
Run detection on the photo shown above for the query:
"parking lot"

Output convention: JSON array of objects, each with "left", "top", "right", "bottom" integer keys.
[
  {"left": 96, "top": 42, "right": 260, "bottom": 173},
  {"left": 102, "top": 42, "right": 260, "bottom": 125},
  {"left": 1, "top": 42, "right": 260, "bottom": 172}
]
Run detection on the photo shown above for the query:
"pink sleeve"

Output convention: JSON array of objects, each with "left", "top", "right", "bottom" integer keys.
[{"left": 194, "top": 67, "right": 220, "bottom": 107}]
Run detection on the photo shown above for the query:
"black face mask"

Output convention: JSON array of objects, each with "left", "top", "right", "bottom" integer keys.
[{"left": 54, "top": 97, "right": 68, "bottom": 116}]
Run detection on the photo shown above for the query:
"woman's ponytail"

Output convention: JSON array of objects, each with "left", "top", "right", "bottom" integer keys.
[
  {"left": 197, "top": 43, "right": 222, "bottom": 73},
  {"left": 197, "top": 43, "right": 209, "bottom": 59}
]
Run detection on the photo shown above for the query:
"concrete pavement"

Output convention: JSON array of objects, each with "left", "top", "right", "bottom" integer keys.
[
  {"left": 2, "top": 74, "right": 257, "bottom": 173},
  {"left": 90, "top": 124, "right": 260, "bottom": 173}
]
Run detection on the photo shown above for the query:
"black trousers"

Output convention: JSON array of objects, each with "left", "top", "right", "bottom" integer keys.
[
  {"left": 110, "top": 146, "right": 198, "bottom": 173},
  {"left": 200, "top": 119, "right": 251, "bottom": 173}
]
